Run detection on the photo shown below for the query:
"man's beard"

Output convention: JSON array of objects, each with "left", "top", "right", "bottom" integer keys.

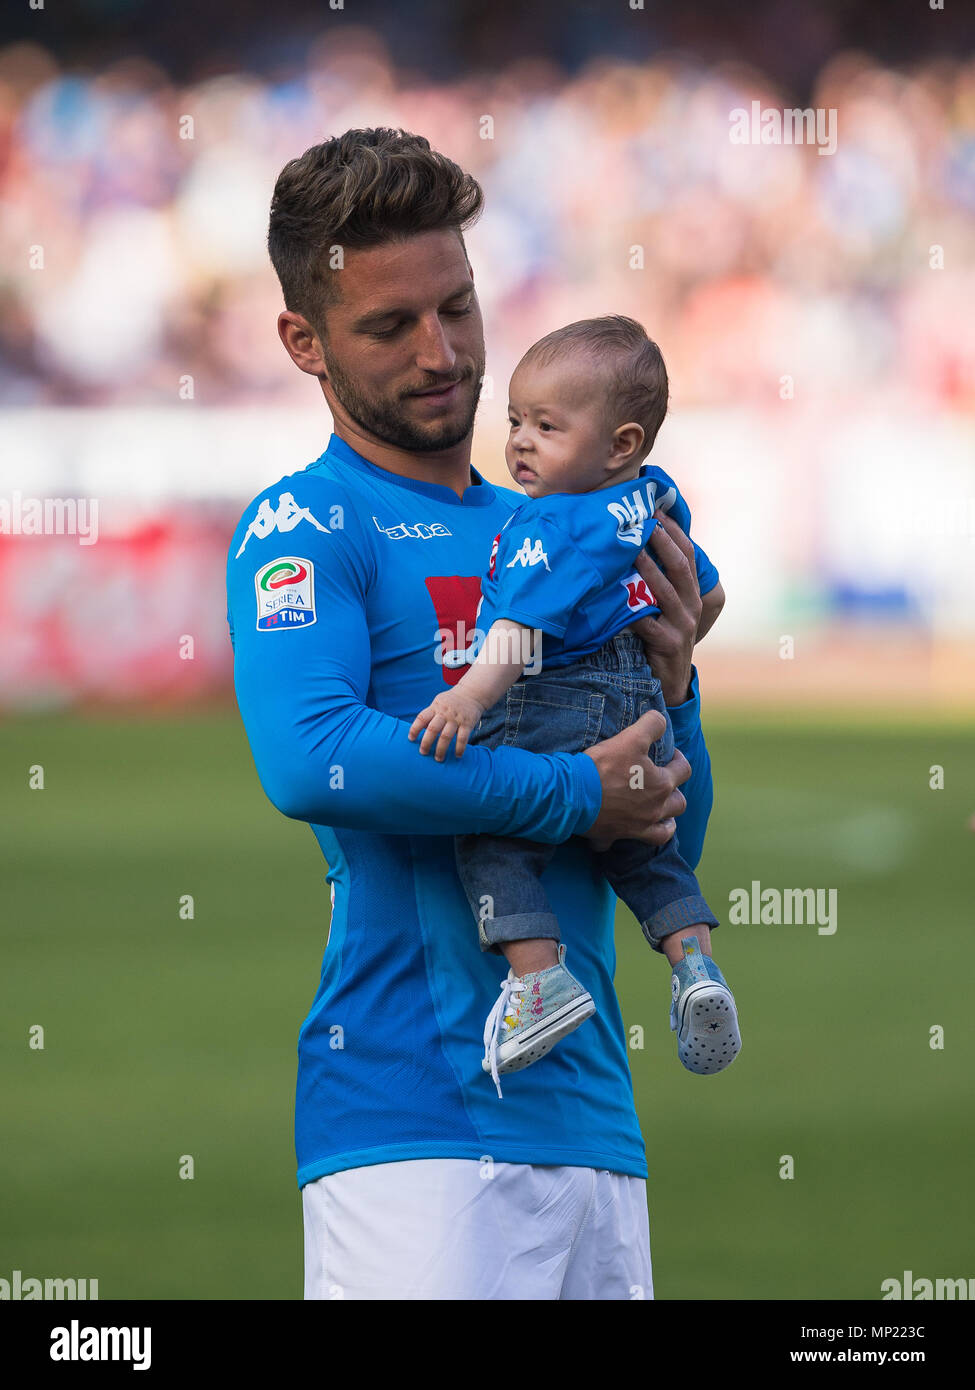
[{"left": 322, "top": 349, "right": 485, "bottom": 453}]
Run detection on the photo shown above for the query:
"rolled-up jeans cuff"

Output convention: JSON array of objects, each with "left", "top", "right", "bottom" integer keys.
[
  {"left": 478, "top": 911, "right": 562, "bottom": 955},
  {"left": 640, "top": 897, "right": 720, "bottom": 954}
]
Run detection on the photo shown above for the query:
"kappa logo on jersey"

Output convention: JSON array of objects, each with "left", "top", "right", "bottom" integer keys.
[
  {"left": 236, "top": 492, "right": 331, "bottom": 558},
  {"left": 621, "top": 572, "right": 658, "bottom": 612},
  {"left": 607, "top": 480, "right": 677, "bottom": 546},
  {"left": 372, "top": 515, "right": 453, "bottom": 540},
  {"left": 255, "top": 557, "right": 316, "bottom": 630},
  {"left": 506, "top": 537, "right": 551, "bottom": 571}
]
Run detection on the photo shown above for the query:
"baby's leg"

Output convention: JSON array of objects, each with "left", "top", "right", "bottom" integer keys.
[
  {"left": 454, "top": 833, "right": 594, "bottom": 1092},
  {"left": 595, "top": 831, "right": 718, "bottom": 954},
  {"left": 460, "top": 835, "right": 559, "bottom": 969},
  {"left": 593, "top": 830, "right": 739, "bottom": 1074},
  {"left": 503, "top": 939, "right": 560, "bottom": 975},
  {"left": 659, "top": 924, "right": 712, "bottom": 964},
  {"left": 454, "top": 832, "right": 562, "bottom": 957}
]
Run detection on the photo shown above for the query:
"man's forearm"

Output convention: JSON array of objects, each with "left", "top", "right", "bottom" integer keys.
[
  {"left": 666, "top": 666, "right": 713, "bottom": 868},
  {"left": 238, "top": 682, "right": 603, "bottom": 844}
]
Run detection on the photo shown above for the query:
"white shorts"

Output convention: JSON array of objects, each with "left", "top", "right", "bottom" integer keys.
[{"left": 302, "top": 1158, "right": 652, "bottom": 1300}]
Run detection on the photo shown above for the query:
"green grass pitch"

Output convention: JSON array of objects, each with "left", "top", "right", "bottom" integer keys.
[{"left": 2, "top": 710, "right": 972, "bottom": 1298}]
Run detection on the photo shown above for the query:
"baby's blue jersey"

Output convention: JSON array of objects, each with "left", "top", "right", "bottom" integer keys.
[
  {"left": 475, "top": 464, "right": 719, "bottom": 668},
  {"left": 227, "top": 434, "right": 714, "bottom": 1188}
]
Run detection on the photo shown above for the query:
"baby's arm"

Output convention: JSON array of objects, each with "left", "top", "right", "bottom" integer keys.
[
  {"left": 408, "top": 619, "right": 536, "bottom": 761},
  {"left": 696, "top": 580, "right": 725, "bottom": 643}
]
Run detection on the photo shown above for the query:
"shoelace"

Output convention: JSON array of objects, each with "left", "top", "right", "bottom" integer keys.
[{"left": 483, "top": 973, "right": 525, "bottom": 1099}]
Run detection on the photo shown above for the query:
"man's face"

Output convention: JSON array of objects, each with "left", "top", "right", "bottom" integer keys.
[{"left": 317, "top": 230, "right": 485, "bottom": 454}]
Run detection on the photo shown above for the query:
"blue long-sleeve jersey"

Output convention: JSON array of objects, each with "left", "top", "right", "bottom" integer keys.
[{"left": 227, "top": 433, "right": 714, "bottom": 1186}]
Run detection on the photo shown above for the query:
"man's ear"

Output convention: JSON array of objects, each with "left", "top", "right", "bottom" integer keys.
[
  {"left": 609, "top": 422, "right": 645, "bottom": 468},
  {"left": 278, "top": 311, "right": 328, "bottom": 378}
]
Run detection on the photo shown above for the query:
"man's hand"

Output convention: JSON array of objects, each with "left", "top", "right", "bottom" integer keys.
[
  {"left": 627, "top": 510, "right": 701, "bottom": 707},
  {"left": 582, "top": 709, "right": 690, "bottom": 852},
  {"left": 408, "top": 689, "right": 486, "bottom": 761}
]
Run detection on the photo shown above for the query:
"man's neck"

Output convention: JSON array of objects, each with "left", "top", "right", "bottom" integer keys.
[{"left": 333, "top": 421, "right": 475, "bottom": 500}]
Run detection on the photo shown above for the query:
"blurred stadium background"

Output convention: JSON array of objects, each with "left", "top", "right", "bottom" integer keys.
[{"left": 1, "top": 0, "right": 973, "bottom": 1300}]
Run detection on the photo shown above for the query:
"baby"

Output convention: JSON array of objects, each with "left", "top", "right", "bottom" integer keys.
[{"left": 408, "top": 315, "right": 740, "bottom": 1095}]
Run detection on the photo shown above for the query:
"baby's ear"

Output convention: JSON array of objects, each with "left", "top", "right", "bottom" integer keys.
[{"left": 611, "top": 421, "right": 645, "bottom": 463}]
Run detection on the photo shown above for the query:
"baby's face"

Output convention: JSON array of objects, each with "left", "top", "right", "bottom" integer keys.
[{"left": 505, "top": 359, "right": 615, "bottom": 498}]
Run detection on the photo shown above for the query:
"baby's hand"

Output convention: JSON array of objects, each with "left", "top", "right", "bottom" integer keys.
[{"left": 408, "top": 689, "right": 486, "bottom": 761}]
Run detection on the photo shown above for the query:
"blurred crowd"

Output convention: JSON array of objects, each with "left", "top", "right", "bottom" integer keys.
[
  {"left": 0, "top": 31, "right": 973, "bottom": 416},
  {"left": 1, "top": 23, "right": 973, "bottom": 705}
]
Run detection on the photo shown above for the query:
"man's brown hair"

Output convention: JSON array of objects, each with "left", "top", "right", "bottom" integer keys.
[
  {"left": 520, "top": 315, "right": 669, "bottom": 457},
  {"left": 268, "top": 128, "right": 484, "bottom": 335}
]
